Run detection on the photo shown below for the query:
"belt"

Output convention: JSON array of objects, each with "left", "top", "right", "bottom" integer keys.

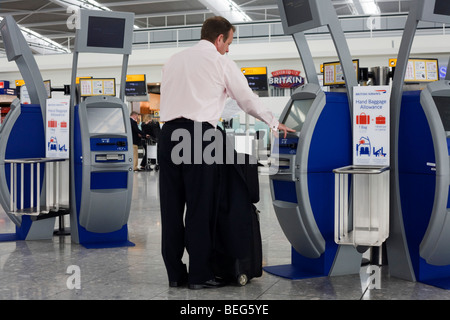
[
  {"left": 166, "top": 118, "right": 214, "bottom": 128},
  {"left": 166, "top": 117, "right": 194, "bottom": 123}
]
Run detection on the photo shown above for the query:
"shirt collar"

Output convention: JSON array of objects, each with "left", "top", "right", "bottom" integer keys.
[{"left": 197, "top": 39, "right": 217, "bottom": 52}]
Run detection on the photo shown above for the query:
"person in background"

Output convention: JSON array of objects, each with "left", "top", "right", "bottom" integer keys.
[
  {"left": 130, "top": 111, "right": 148, "bottom": 171},
  {"left": 141, "top": 116, "right": 161, "bottom": 169},
  {"left": 159, "top": 16, "right": 295, "bottom": 290}
]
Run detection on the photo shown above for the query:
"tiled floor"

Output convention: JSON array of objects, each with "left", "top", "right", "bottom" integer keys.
[{"left": 0, "top": 169, "right": 450, "bottom": 300}]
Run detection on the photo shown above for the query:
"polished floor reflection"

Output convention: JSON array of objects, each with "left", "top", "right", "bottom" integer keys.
[{"left": 0, "top": 170, "right": 449, "bottom": 300}]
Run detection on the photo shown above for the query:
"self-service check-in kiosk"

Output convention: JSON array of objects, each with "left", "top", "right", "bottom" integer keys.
[
  {"left": 388, "top": 0, "right": 450, "bottom": 289},
  {"left": 69, "top": 10, "right": 135, "bottom": 248},
  {"left": 0, "top": 16, "right": 58, "bottom": 240},
  {"left": 264, "top": 0, "right": 363, "bottom": 279}
]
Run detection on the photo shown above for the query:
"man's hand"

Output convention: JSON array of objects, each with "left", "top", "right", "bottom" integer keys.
[{"left": 278, "top": 123, "right": 295, "bottom": 138}]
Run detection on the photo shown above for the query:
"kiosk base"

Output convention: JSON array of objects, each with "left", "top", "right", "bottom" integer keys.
[
  {"left": 264, "top": 245, "right": 361, "bottom": 279},
  {"left": 81, "top": 240, "right": 135, "bottom": 249},
  {"left": 0, "top": 233, "right": 20, "bottom": 242},
  {"left": 421, "top": 277, "right": 450, "bottom": 290},
  {"left": 263, "top": 264, "right": 324, "bottom": 280},
  {"left": 74, "top": 223, "right": 135, "bottom": 249}
]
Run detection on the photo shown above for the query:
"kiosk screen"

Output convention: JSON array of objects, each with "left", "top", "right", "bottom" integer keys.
[
  {"left": 87, "top": 16, "right": 126, "bottom": 49},
  {"left": 282, "top": 98, "right": 314, "bottom": 132},
  {"left": 433, "top": 96, "right": 450, "bottom": 132},
  {"left": 87, "top": 107, "right": 126, "bottom": 134},
  {"left": 434, "top": 0, "right": 450, "bottom": 16},
  {"left": 283, "top": 0, "right": 313, "bottom": 27}
]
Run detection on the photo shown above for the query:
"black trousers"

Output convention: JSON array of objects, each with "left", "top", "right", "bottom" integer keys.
[{"left": 158, "top": 119, "right": 221, "bottom": 284}]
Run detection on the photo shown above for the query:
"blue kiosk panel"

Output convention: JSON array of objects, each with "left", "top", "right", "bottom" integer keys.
[
  {"left": 398, "top": 90, "right": 450, "bottom": 289},
  {"left": 1, "top": 104, "right": 52, "bottom": 241},
  {"left": 265, "top": 92, "right": 357, "bottom": 279}
]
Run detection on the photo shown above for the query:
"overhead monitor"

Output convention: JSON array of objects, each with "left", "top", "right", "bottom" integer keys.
[
  {"left": 277, "top": 0, "right": 324, "bottom": 35},
  {"left": 125, "top": 81, "right": 147, "bottom": 96},
  {"left": 241, "top": 67, "right": 268, "bottom": 92},
  {"left": 420, "top": 0, "right": 450, "bottom": 23},
  {"left": 245, "top": 74, "right": 268, "bottom": 91},
  {"left": 87, "top": 16, "right": 125, "bottom": 49},
  {"left": 125, "top": 74, "right": 147, "bottom": 96},
  {"left": 434, "top": 0, "right": 450, "bottom": 15},
  {"left": 87, "top": 106, "right": 126, "bottom": 134},
  {"left": 75, "top": 9, "right": 134, "bottom": 54},
  {"left": 282, "top": 98, "right": 314, "bottom": 132}
]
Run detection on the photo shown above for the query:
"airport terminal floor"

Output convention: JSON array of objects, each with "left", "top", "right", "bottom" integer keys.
[{"left": 0, "top": 169, "right": 450, "bottom": 300}]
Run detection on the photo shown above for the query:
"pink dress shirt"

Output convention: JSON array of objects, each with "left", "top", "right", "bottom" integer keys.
[{"left": 160, "top": 40, "right": 279, "bottom": 131}]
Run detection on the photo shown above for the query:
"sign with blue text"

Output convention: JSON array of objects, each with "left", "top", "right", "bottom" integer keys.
[{"left": 353, "top": 86, "right": 390, "bottom": 166}]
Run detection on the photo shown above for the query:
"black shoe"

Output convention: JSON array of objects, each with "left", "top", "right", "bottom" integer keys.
[
  {"left": 169, "top": 275, "right": 188, "bottom": 288},
  {"left": 169, "top": 279, "right": 187, "bottom": 288},
  {"left": 188, "top": 278, "right": 227, "bottom": 290}
]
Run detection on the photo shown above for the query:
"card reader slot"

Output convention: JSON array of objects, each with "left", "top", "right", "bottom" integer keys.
[
  {"left": 96, "top": 142, "right": 116, "bottom": 146},
  {"left": 95, "top": 154, "right": 125, "bottom": 162},
  {"left": 269, "top": 157, "right": 291, "bottom": 170}
]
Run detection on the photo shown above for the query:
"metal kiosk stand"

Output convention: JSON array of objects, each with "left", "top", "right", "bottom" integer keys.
[
  {"left": 388, "top": 0, "right": 450, "bottom": 289},
  {"left": 69, "top": 9, "right": 135, "bottom": 248},
  {"left": 0, "top": 16, "right": 65, "bottom": 241},
  {"left": 264, "top": 0, "right": 362, "bottom": 279}
]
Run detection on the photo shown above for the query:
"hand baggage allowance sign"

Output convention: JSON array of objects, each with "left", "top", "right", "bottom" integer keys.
[{"left": 353, "top": 86, "right": 390, "bottom": 166}]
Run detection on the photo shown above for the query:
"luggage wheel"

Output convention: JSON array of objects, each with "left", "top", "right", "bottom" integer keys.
[{"left": 237, "top": 274, "right": 248, "bottom": 286}]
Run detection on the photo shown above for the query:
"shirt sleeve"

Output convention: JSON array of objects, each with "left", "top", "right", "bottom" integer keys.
[{"left": 223, "top": 58, "right": 279, "bottom": 131}]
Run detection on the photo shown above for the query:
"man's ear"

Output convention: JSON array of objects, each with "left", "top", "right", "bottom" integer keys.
[{"left": 215, "top": 34, "right": 224, "bottom": 45}]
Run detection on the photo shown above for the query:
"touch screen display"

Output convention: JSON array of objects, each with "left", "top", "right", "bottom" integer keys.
[
  {"left": 87, "top": 107, "right": 126, "bottom": 134},
  {"left": 282, "top": 98, "right": 314, "bottom": 132}
]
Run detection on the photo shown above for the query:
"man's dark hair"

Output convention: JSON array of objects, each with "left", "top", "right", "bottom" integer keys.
[{"left": 201, "top": 16, "right": 236, "bottom": 43}]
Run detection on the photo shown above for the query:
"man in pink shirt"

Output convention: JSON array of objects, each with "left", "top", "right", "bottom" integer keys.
[{"left": 159, "top": 16, "right": 294, "bottom": 290}]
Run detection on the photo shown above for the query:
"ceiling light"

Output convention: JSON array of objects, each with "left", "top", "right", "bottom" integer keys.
[
  {"left": 360, "top": 0, "right": 380, "bottom": 15},
  {"left": 199, "top": 0, "right": 252, "bottom": 23},
  {"left": 50, "top": 0, "right": 111, "bottom": 11},
  {"left": 347, "top": 0, "right": 380, "bottom": 15}
]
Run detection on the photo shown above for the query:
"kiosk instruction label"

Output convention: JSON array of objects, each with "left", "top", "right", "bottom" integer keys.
[{"left": 353, "top": 86, "right": 390, "bottom": 166}]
